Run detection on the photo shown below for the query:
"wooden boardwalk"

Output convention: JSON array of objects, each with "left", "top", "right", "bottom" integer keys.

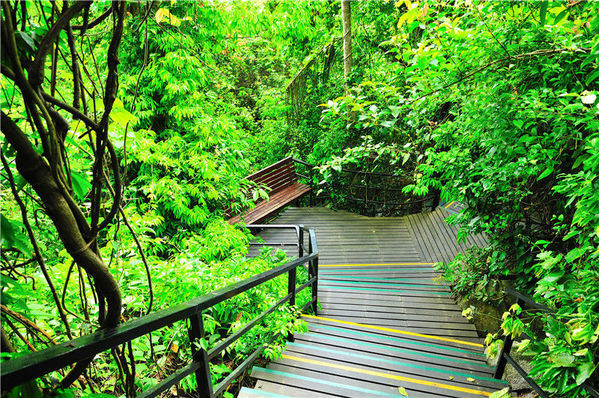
[{"left": 240, "top": 207, "right": 505, "bottom": 398}]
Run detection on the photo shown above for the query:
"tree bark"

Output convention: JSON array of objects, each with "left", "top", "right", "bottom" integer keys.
[
  {"left": 341, "top": 0, "right": 352, "bottom": 83},
  {"left": 1, "top": 1, "right": 127, "bottom": 387},
  {"left": 1, "top": 113, "right": 122, "bottom": 329}
]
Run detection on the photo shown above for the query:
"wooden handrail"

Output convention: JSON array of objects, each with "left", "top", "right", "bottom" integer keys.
[{"left": 1, "top": 226, "right": 319, "bottom": 397}]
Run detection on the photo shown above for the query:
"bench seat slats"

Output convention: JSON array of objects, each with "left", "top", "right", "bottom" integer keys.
[
  {"left": 229, "top": 182, "right": 311, "bottom": 225},
  {"left": 246, "top": 157, "right": 294, "bottom": 181},
  {"left": 229, "top": 157, "right": 311, "bottom": 225}
]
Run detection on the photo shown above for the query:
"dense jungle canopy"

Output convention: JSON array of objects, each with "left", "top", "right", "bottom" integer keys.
[{"left": 0, "top": 1, "right": 598, "bottom": 397}]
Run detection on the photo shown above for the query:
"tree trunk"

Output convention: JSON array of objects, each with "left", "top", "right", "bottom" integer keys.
[
  {"left": 0, "top": 0, "right": 125, "bottom": 331},
  {"left": 1, "top": 113, "right": 122, "bottom": 329},
  {"left": 341, "top": 0, "right": 352, "bottom": 83}
]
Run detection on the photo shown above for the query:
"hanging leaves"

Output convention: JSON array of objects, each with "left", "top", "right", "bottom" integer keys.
[{"left": 155, "top": 8, "right": 181, "bottom": 27}]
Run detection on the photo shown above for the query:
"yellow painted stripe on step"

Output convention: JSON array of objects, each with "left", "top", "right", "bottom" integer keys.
[
  {"left": 444, "top": 201, "right": 456, "bottom": 209},
  {"left": 320, "top": 262, "right": 435, "bottom": 268},
  {"left": 302, "top": 315, "right": 484, "bottom": 348},
  {"left": 281, "top": 354, "right": 492, "bottom": 397}
]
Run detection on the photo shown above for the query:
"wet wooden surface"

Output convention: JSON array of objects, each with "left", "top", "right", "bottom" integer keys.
[
  {"left": 228, "top": 157, "right": 310, "bottom": 225},
  {"left": 241, "top": 207, "right": 504, "bottom": 398}
]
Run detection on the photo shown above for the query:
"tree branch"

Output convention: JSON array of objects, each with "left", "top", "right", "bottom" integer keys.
[
  {"left": 30, "top": 2, "right": 86, "bottom": 87},
  {"left": 72, "top": 5, "right": 111, "bottom": 32},
  {"left": 41, "top": 91, "right": 100, "bottom": 131},
  {"left": 91, "top": 1, "right": 126, "bottom": 235},
  {"left": 97, "top": 140, "right": 122, "bottom": 232},
  {"left": 1, "top": 304, "right": 57, "bottom": 344},
  {"left": 1, "top": 153, "right": 73, "bottom": 339},
  {"left": 1, "top": 111, "right": 122, "bottom": 330},
  {"left": 410, "top": 47, "right": 590, "bottom": 104}
]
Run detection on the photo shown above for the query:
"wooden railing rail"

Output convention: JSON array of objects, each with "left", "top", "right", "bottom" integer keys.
[{"left": 1, "top": 225, "right": 319, "bottom": 397}]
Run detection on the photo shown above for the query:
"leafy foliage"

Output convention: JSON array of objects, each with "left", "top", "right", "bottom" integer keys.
[
  {"left": 2, "top": 1, "right": 598, "bottom": 396},
  {"left": 1, "top": 1, "right": 319, "bottom": 396},
  {"left": 321, "top": 2, "right": 599, "bottom": 395},
  {"left": 307, "top": 1, "right": 599, "bottom": 395}
]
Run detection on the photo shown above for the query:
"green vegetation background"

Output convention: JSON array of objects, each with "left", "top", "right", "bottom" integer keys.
[{"left": 1, "top": 1, "right": 597, "bottom": 396}]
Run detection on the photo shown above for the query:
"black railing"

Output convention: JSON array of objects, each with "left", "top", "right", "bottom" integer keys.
[
  {"left": 495, "top": 287, "right": 599, "bottom": 398},
  {"left": 291, "top": 158, "right": 439, "bottom": 216},
  {"left": 1, "top": 225, "right": 319, "bottom": 397},
  {"left": 248, "top": 224, "right": 303, "bottom": 258}
]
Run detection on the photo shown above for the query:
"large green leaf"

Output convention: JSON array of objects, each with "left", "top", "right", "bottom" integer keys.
[
  {"left": 575, "top": 362, "right": 596, "bottom": 385},
  {"left": 0, "top": 214, "right": 31, "bottom": 256},
  {"left": 71, "top": 171, "right": 92, "bottom": 200},
  {"left": 539, "top": 1, "right": 548, "bottom": 25}
]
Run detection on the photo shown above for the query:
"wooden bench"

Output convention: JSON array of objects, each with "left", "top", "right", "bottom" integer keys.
[{"left": 228, "top": 157, "right": 311, "bottom": 225}]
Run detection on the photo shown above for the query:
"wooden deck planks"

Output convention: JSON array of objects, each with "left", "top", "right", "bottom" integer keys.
[
  {"left": 244, "top": 206, "right": 504, "bottom": 397},
  {"left": 283, "top": 344, "right": 503, "bottom": 390}
]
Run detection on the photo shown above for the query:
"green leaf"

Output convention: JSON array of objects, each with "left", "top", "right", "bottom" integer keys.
[
  {"left": 518, "top": 135, "right": 535, "bottom": 144},
  {"left": 537, "top": 167, "right": 553, "bottom": 180},
  {"left": 508, "top": 303, "right": 522, "bottom": 315},
  {"left": 576, "top": 362, "right": 596, "bottom": 385},
  {"left": 586, "top": 69, "right": 599, "bottom": 86},
  {"left": 542, "top": 271, "right": 564, "bottom": 283},
  {"left": 71, "top": 171, "right": 92, "bottom": 200},
  {"left": 489, "top": 387, "right": 510, "bottom": 398},
  {"left": 0, "top": 214, "right": 32, "bottom": 256},
  {"left": 553, "top": 8, "right": 569, "bottom": 24},
  {"left": 551, "top": 352, "right": 575, "bottom": 367},
  {"left": 17, "top": 31, "right": 36, "bottom": 51},
  {"left": 565, "top": 247, "right": 587, "bottom": 263},
  {"left": 389, "top": 105, "right": 402, "bottom": 118},
  {"left": 539, "top": 1, "right": 548, "bottom": 25},
  {"left": 111, "top": 108, "right": 137, "bottom": 127},
  {"left": 155, "top": 8, "right": 181, "bottom": 26}
]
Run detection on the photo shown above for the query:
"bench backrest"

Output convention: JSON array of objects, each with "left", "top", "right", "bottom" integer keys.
[{"left": 247, "top": 157, "right": 296, "bottom": 194}]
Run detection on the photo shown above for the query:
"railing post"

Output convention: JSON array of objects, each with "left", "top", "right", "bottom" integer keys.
[
  {"left": 312, "top": 256, "right": 318, "bottom": 315},
  {"left": 288, "top": 226, "right": 299, "bottom": 342},
  {"left": 288, "top": 268, "right": 297, "bottom": 309},
  {"left": 298, "top": 226, "right": 304, "bottom": 258},
  {"left": 431, "top": 188, "right": 441, "bottom": 210},
  {"left": 364, "top": 172, "right": 369, "bottom": 211},
  {"left": 287, "top": 267, "right": 297, "bottom": 342},
  {"left": 188, "top": 313, "right": 212, "bottom": 398},
  {"left": 308, "top": 229, "right": 318, "bottom": 315},
  {"left": 494, "top": 335, "right": 513, "bottom": 380},
  {"left": 308, "top": 166, "right": 314, "bottom": 207},
  {"left": 383, "top": 177, "right": 387, "bottom": 212},
  {"left": 494, "top": 298, "right": 522, "bottom": 379}
]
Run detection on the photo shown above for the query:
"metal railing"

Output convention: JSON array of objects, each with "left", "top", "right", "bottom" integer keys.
[
  {"left": 291, "top": 158, "right": 439, "bottom": 216},
  {"left": 495, "top": 287, "right": 599, "bottom": 398},
  {"left": 248, "top": 224, "right": 303, "bottom": 258},
  {"left": 1, "top": 225, "right": 319, "bottom": 397}
]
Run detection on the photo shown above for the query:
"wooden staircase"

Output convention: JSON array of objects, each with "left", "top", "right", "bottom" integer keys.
[{"left": 240, "top": 207, "right": 506, "bottom": 397}]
